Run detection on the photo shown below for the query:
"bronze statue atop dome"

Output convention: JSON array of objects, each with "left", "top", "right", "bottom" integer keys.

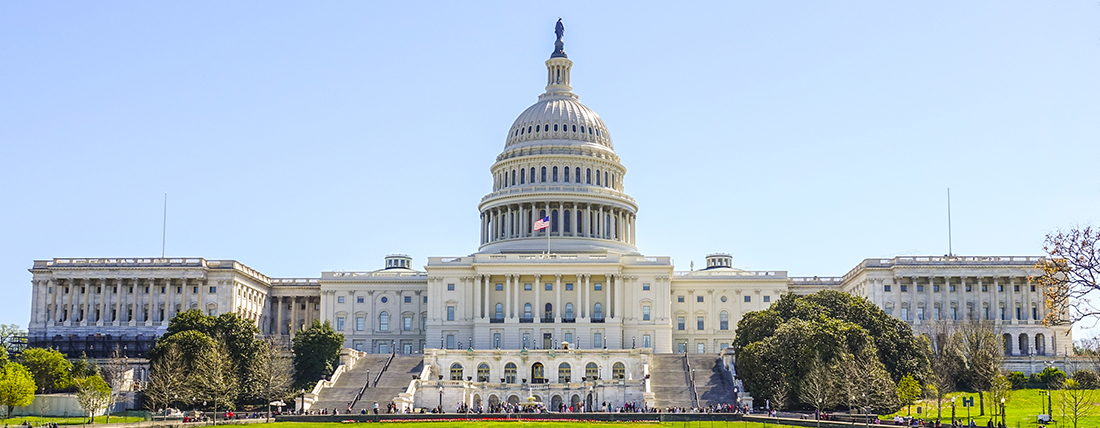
[{"left": 551, "top": 18, "right": 568, "bottom": 58}]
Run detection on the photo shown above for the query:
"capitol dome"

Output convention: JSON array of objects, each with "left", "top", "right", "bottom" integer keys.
[{"left": 477, "top": 22, "right": 638, "bottom": 255}]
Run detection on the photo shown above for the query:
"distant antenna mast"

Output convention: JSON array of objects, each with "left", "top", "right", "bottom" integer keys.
[
  {"left": 161, "top": 192, "right": 168, "bottom": 258},
  {"left": 947, "top": 188, "right": 953, "bottom": 257}
]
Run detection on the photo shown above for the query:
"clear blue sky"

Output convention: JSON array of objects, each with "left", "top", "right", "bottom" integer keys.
[{"left": 2, "top": 2, "right": 1098, "bottom": 339}]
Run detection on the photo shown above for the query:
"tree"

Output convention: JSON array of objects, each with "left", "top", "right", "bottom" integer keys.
[
  {"left": 100, "top": 347, "right": 131, "bottom": 424},
  {"left": 1071, "top": 369, "right": 1099, "bottom": 388},
  {"left": 155, "top": 310, "right": 263, "bottom": 406},
  {"left": 253, "top": 336, "right": 293, "bottom": 422},
  {"left": 73, "top": 375, "right": 111, "bottom": 423},
  {"left": 956, "top": 320, "right": 1003, "bottom": 416},
  {"left": 144, "top": 344, "right": 185, "bottom": 419},
  {"left": 20, "top": 348, "right": 72, "bottom": 393},
  {"left": 988, "top": 372, "right": 1012, "bottom": 421},
  {"left": 1036, "top": 226, "right": 1100, "bottom": 326},
  {"left": 292, "top": 320, "right": 343, "bottom": 390},
  {"left": 70, "top": 352, "right": 100, "bottom": 379},
  {"left": 770, "top": 378, "right": 789, "bottom": 412},
  {"left": 0, "top": 324, "right": 25, "bottom": 355},
  {"left": 1057, "top": 379, "right": 1096, "bottom": 428},
  {"left": 799, "top": 358, "right": 833, "bottom": 418},
  {"left": 923, "top": 321, "right": 964, "bottom": 422},
  {"left": 896, "top": 374, "right": 921, "bottom": 416},
  {"left": 189, "top": 342, "right": 239, "bottom": 424},
  {"left": 0, "top": 362, "right": 36, "bottom": 418}
]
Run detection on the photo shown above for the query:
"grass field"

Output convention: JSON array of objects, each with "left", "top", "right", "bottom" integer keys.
[
  {"left": 0, "top": 414, "right": 146, "bottom": 426},
  {"left": 252, "top": 423, "right": 773, "bottom": 428},
  {"left": 879, "top": 388, "right": 1100, "bottom": 428}
]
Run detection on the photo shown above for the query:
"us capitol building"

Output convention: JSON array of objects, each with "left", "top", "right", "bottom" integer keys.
[{"left": 25, "top": 24, "right": 1070, "bottom": 386}]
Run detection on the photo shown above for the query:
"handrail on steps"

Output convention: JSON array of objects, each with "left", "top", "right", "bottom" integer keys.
[
  {"left": 351, "top": 349, "right": 396, "bottom": 410},
  {"left": 683, "top": 354, "right": 699, "bottom": 408}
]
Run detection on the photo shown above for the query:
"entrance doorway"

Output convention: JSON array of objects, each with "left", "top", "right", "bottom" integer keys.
[{"left": 543, "top": 333, "right": 552, "bottom": 349}]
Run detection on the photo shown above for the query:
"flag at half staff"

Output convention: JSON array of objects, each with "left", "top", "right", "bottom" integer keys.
[{"left": 533, "top": 216, "right": 550, "bottom": 231}]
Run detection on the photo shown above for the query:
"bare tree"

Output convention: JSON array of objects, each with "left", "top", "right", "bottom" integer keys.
[
  {"left": 771, "top": 378, "right": 789, "bottom": 412},
  {"left": 923, "top": 321, "right": 964, "bottom": 423},
  {"left": 1057, "top": 379, "right": 1095, "bottom": 428},
  {"left": 253, "top": 336, "right": 293, "bottom": 422},
  {"left": 1036, "top": 226, "right": 1100, "bottom": 327},
  {"left": 957, "top": 320, "right": 1003, "bottom": 416},
  {"left": 145, "top": 345, "right": 184, "bottom": 420},
  {"left": 799, "top": 358, "right": 834, "bottom": 419},
  {"left": 100, "top": 347, "right": 131, "bottom": 423},
  {"left": 189, "top": 342, "right": 238, "bottom": 425},
  {"left": 988, "top": 372, "right": 1012, "bottom": 422}
]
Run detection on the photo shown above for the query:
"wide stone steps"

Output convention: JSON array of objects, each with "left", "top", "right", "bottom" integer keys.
[
  {"left": 310, "top": 355, "right": 392, "bottom": 412},
  {"left": 354, "top": 356, "right": 424, "bottom": 413},
  {"left": 687, "top": 354, "right": 740, "bottom": 407},
  {"left": 650, "top": 354, "right": 694, "bottom": 409}
]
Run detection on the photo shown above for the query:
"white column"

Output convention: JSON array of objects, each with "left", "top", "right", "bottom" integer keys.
[
  {"left": 555, "top": 274, "right": 562, "bottom": 322},
  {"left": 583, "top": 274, "right": 591, "bottom": 319},
  {"left": 584, "top": 204, "right": 591, "bottom": 237},
  {"left": 534, "top": 274, "right": 542, "bottom": 321},
  {"left": 505, "top": 275, "right": 512, "bottom": 319}
]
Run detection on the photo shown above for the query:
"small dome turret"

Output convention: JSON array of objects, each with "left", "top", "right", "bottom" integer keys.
[
  {"left": 705, "top": 253, "right": 734, "bottom": 269},
  {"left": 384, "top": 254, "right": 413, "bottom": 269}
]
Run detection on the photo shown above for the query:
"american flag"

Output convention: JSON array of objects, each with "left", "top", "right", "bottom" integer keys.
[{"left": 533, "top": 216, "right": 550, "bottom": 231}]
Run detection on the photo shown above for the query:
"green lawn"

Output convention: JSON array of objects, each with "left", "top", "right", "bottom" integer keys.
[
  {"left": 257, "top": 423, "right": 767, "bottom": 428},
  {"left": 0, "top": 414, "right": 145, "bottom": 426},
  {"left": 880, "top": 389, "right": 1100, "bottom": 428}
]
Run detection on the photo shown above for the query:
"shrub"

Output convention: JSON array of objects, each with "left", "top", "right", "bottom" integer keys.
[
  {"left": 1071, "top": 369, "right": 1099, "bottom": 389},
  {"left": 1037, "top": 367, "right": 1066, "bottom": 389},
  {"left": 1007, "top": 371, "right": 1027, "bottom": 389}
]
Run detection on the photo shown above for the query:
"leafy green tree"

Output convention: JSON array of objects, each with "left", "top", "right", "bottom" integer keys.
[
  {"left": 1038, "top": 366, "right": 1067, "bottom": 389},
  {"left": 73, "top": 374, "right": 111, "bottom": 423},
  {"left": 20, "top": 348, "right": 73, "bottom": 393},
  {"left": 896, "top": 374, "right": 921, "bottom": 415},
  {"left": 292, "top": 320, "right": 343, "bottom": 390},
  {"left": 1007, "top": 371, "right": 1027, "bottom": 389},
  {"left": 189, "top": 342, "right": 239, "bottom": 414},
  {"left": 145, "top": 344, "right": 186, "bottom": 418},
  {"left": 989, "top": 372, "right": 1013, "bottom": 420},
  {"left": 253, "top": 336, "right": 293, "bottom": 422},
  {"left": 156, "top": 310, "right": 263, "bottom": 405},
  {"left": 70, "top": 352, "right": 100, "bottom": 379},
  {"left": 0, "top": 362, "right": 36, "bottom": 418},
  {"left": 1071, "top": 369, "right": 1099, "bottom": 388}
]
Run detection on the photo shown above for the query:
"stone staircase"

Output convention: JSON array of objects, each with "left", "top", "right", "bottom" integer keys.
[
  {"left": 353, "top": 356, "right": 423, "bottom": 413},
  {"left": 687, "top": 354, "right": 741, "bottom": 407},
  {"left": 309, "top": 354, "right": 391, "bottom": 412},
  {"left": 650, "top": 354, "right": 694, "bottom": 409}
]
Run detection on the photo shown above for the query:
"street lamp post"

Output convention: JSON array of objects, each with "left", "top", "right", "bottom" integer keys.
[
  {"left": 999, "top": 397, "right": 1005, "bottom": 428},
  {"left": 439, "top": 386, "right": 444, "bottom": 413},
  {"left": 951, "top": 397, "right": 956, "bottom": 426}
]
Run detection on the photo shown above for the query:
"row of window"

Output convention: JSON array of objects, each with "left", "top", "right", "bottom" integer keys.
[
  {"left": 487, "top": 302, "right": 600, "bottom": 320},
  {"left": 47, "top": 303, "right": 217, "bottom": 324},
  {"left": 885, "top": 283, "right": 1037, "bottom": 293},
  {"left": 336, "top": 295, "right": 426, "bottom": 304},
  {"left": 672, "top": 312, "right": 732, "bottom": 331},
  {"left": 479, "top": 282, "right": 596, "bottom": 292},
  {"left": 495, "top": 165, "right": 617, "bottom": 191},
  {"left": 336, "top": 311, "right": 426, "bottom": 332},
  {"left": 452, "top": 361, "right": 624, "bottom": 384},
  {"left": 890, "top": 305, "right": 1042, "bottom": 322},
  {"left": 512, "top": 122, "right": 602, "bottom": 139},
  {"left": 675, "top": 295, "right": 770, "bottom": 303},
  {"left": 50, "top": 286, "right": 217, "bottom": 294}
]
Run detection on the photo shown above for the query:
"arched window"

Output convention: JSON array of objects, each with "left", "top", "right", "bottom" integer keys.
[
  {"left": 563, "top": 210, "right": 571, "bottom": 232},
  {"left": 611, "top": 174, "right": 615, "bottom": 189},
  {"left": 527, "top": 126, "right": 532, "bottom": 134},
  {"left": 477, "top": 363, "right": 490, "bottom": 382},
  {"left": 379, "top": 311, "right": 389, "bottom": 331},
  {"left": 558, "top": 363, "right": 571, "bottom": 383},
  {"left": 551, "top": 210, "right": 559, "bottom": 232},
  {"left": 541, "top": 167, "right": 547, "bottom": 182},
  {"left": 572, "top": 124, "right": 577, "bottom": 133},
  {"left": 532, "top": 362, "right": 545, "bottom": 382},
  {"left": 576, "top": 210, "right": 583, "bottom": 235},
  {"left": 564, "top": 168, "right": 570, "bottom": 182},
  {"left": 553, "top": 166, "right": 558, "bottom": 182},
  {"left": 719, "top": 311, "right": 729, "bottom": 330},
  {"left": 530, "top": 168, "right": 535, "bottom": 183},
  {"left": 565, "top": 303, "right": 574, "bottom": 320},
  {"left": 580, "top": 126, "right": 585, "bottom": 134},
  {"left": 585, "top": 362, "right": 598, "bottom": 380},
  {"left": 520, "top": 168, "right": 526, "bottom": 184},
  {"left": 593, "top": 303, "right": 603, "bottom": 320},
  {"left": 520, "top": 127, "right": 525, "bottom": 135},
  {"left": 596, "top": 169, "right": 601, "bottom": 185},
  {"left": 544, "top": 303, "right": 553, "bottom": 320},
  {"left": 575, "top": 167, "right": 581, "bottom": 183},
  {"left": 505, "top": 363, "right": 517, "bottom": 383},
  {"left": 524, "top": 303, "right": 532, "bottom": 320},
  {"left": 450, "top": 363, "right": 463, "bottom": 381},
  {"left": 586, "top": 169, "right": 591, "bottom": 184},
  {"left": 536, "top": 124, "right": 540, "bottom": 132},
  {"left": 495, "top": 303, "right": 503, "bottom": 320},
  {"left": 511, "top": 169, "right": 516, "bottom": 186},
  {"left": 554, "top": 123, "right": 558, "bottom": 132},
  {"left": 612, "top": 362, "right": 625, "bottom": 379}
]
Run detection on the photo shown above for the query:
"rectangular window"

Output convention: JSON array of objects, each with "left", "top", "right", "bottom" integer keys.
[
  {"left": 1014, "top": 285, "right": 1020, "bottom": 292},
  {"left": 338, "top": 296, "right": 346, "bottom": 303},
  {"left": 900, "top": 308, "right": 909, "bottom": 320},
  {"left": 494, "top": 333, "right": 501, "bottom": 348},
  {"left": 446, "top": 335, "right": 455, "bottom": 349},
  {"left": 998, "top": 285, "right": 1004, "bottom": 292},
  {"left": 594, "top": 332, "right": 602, "bottom": 348},
  {"left": 404, "top": 316, "right": 412, "bottom": 331},
  {"left": 1032, "top": 307, "right": 1038, "bottom": 320},
  {"left": 643, "top": 334, "right": 651, "bottom": 348},
  {"left": 356, "top": 317, "right": 364, "bottom": 331},
  {"left": 524, "top": 283, "right": 531, "bottom": 291},
  {"left": 1016, "top": 307, "right": 1022, "bottom": 320},
  {"left": 404, "top": 296, "right": 412, "bottom": 303},
  {"left": 697, "top": 316, "right": 704, "bottom": 330},
  {"left": 677, "top": 296, "right": 684, "bottom": 302},
  {"left": 447, "top": 306, "right": 455, "bottom": 321},
  {"left": 447, "top": 283, "right": 455, "bottom": 291},
  {"left": 1000, "top": 307, "right": 1006, "bottom": 320},
  {"left": 884, "top": 285, "right": 892, "bottom": 292},
  {"left": 952, "top": 307, "right": 958, "bottom": 320},
  {"left": 209, "top": 286, "right": 216, "bottom": 293},
  {"left": 917, "top": 307, "right": 925, "bottom": 320},
  {"left": 564, "top": 332, "right": 573, "bottom": 343},
  {"left": 357, "top": 296, "right": 365, "bottom": 303},
  {"left": 900, "top": 285, "right": 908, "bottom": 292},
  {"left": 763, "top": 295, "right": 771, "bottom": 303},
  {"left": 966, "top": 285, "right": 972, "bottom": 292},
  {"left": 594, "top": 283, "right": 602, "bottom": 291},
  {"left": 984, "top": 307, "right": 990, "bottom": 320},
  {"left": 545, "top": 283, "right": 552, "bottom": 291},
  {"left": 885, "top": 307, "right": 893, "bottom": 316},
  {"left": 917, "top": 285, "right": 924, "bottom": 293},
  {"left": 496, "top": 283, "right": 504, "bottom": 291},
  {"left": 1031, "top": 285, "right": 1036, "bottom": 292},
  {"left": 933, "top": 285, "right": 940, "bottom": 292},
  {"left": 175, "top": 286, "right": 181, "bottom": 294},
  {"left": 643, "top": 283, "right": 650, "bottom": 291},
  {"left": 677, "top": 316, "right": 685, "bottom": 330},
  {"left": 949, "top": 285, "right": 956, "bottom": 292},
  {"left": 337, "top": 317, "right": 345, "bottom": 331},
  {"left": 566, "top": 283, "right": 573, "bottom": 291},
  {"left": 423, "top": 296, "right": 428, "bottom": 303},
  {"left": 744, "top": 296, "right": 751, "bottom": 303},
  {"left": 982, "top": 285, "right": 988, "bottom": 292},
  {"left": 643, "top": 306, "right": 651, "bottom": 321},
  {"left": 696, "top": 296, "right": 704, "bottom": 303}
]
